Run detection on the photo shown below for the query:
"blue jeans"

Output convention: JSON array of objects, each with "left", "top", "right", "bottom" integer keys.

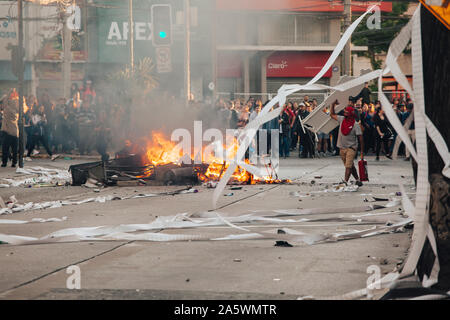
[{"left": 280, "top": 134, "right": 290, "bottom": 157}]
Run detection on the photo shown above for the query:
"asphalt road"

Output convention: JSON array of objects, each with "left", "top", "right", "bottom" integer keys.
[{"left": 0, "top": 154, "right": 415, "bottom": 300}]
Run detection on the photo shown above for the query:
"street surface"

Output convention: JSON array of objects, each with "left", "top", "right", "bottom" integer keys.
[{"left": 0, "top": 155, "right": 414, "bottom": 299}]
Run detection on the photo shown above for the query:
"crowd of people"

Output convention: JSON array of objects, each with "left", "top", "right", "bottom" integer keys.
[
  {"left": 212, "top": 83, "right": 414, "bottom": 161},
  {"left": 0, "top": 80, "right": 414, "bottom": 168},
  {"left": 0, "top": 80, "right": 131, "bottom": 167}
]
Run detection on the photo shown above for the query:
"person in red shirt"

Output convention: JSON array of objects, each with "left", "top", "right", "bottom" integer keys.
[{"left": 81, "top": 79, "right": 96, "bottom": 103}]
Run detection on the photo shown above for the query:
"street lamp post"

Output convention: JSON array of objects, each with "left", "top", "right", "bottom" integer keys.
[
  {"left": 184, "top": 0, "right": 191, "bottom": 107},
  {"left": 129, "top": 0, "right": 134, "bottom": 70},
  {"left": 18, "top": 0, "right": 24, "bottom": 168},
  {"left": 62, "top": 12, "right": 72, "bottom": 100},
  {"left": 343, "top": 0, "right": 352, "bottom": 76}
]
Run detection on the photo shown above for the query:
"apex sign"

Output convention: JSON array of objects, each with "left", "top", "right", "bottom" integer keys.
[{"left": 106, "top": 22, "right": 153, "bottom": 46}]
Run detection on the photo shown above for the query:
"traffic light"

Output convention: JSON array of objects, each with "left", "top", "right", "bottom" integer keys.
[{"left": 151, "top": 4, "right": 172, "bottom": 47}]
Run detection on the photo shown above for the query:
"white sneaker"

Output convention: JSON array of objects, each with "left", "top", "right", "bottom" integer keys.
[
  {"left": 32, "top": 150, "right": 40, "bottom": 155},
  {"left": 25, "top": 157, "right": 32, "bottom": 162}
]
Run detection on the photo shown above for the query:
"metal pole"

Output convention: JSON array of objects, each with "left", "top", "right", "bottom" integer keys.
[
  {"left": 63, "top": 13, "right": 72, "bottom": 100},
  {"left": 184, "top": 0, "right": 191, "bottom": 107},
  {"left": 18, "top": 0, "right": 24, "bottom": 168},
  {"left": 211, "top": 0, "right": 217, "bottom": 104},
  {"left": 343, "top": 0, "right": 352, "bottom": 76},
  {"left": 129, "top": 0, "right": 134, "bottom": 70}
]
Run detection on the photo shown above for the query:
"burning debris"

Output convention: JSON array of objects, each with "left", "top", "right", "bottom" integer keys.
[{"left": 70, "top": 132, "right": 290, "bottom": 186}]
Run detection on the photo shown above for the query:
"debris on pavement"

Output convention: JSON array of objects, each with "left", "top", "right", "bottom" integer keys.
[
  {"left": 0, "top": 187, "right": 199, "bottom": 216},
  {"left": 0, "top": 217, "right": 67, "bottom": 224},
  {"left": 372, "top": 197, "right": 390, "bottom": 202},
  {"left": 274, "top": 241, "right": 293, "bottom": 247},
  {"left": 205, "top": 181, "right": 218, "bottom": 188},
  {"left": 0, "top": 167, "right": 73, "bottom": 188},
  {"left": 83, "top": 178, "right": 101, "bottom": 188}
]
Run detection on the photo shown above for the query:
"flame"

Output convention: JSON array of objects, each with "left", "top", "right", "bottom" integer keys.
[
  {"left": 141, "top": 131, "right": 286, "bottom": 184},
  {"left": 144, "top": 131, "right": 183, "bottom": 166}
]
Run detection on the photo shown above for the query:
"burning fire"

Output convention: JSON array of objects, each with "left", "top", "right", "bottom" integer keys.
[
  {"left": 141, "top": 131, "right": 288, "bottom": 184},
  {"left": 145, "top": 132, "right": 183, "bottom": 166}
]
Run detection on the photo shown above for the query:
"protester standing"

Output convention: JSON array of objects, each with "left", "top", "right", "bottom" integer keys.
[
  {"left": 1, "top": 90, "right": 19, "bottom": 167},
  {"left": 279, "top": 104, "right": 291, "bottom": 158},
  {"left": 26, "top": 105, "right": 57, "bottom": 160},
  {"left": 357, "top": 82, "right": 371, "bottom": 106},
  {"left": 373, "top": 107, "right": 393, "bottom": 161},
  {"left": 330, "top": 98, "right": 364, "bottom": 186},
  {"left": 76, "top": 95, "right": 97, "bottom": 155},
  {"left": 295, "top": 103, "right": 314, "bottom": 158},
  {"left": 402, "top": 103, "right": 415, "bottom": 161}
]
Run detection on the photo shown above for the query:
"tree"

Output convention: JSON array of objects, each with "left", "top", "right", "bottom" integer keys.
[
  {"left": 108, "top": 57, "right": 159, "bottom": 98},
  {"left": 352, "top": 2, "right": 410, "bottom": 70}
]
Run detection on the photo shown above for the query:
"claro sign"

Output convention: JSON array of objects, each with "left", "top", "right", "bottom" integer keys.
[
  {"left": 268, "top": 60, "right": 288, "bottom": 70},
  {"left": 266, "top": 52, "right": 332, "bottom": 78}
]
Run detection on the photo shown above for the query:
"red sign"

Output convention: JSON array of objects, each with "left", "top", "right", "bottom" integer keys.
[
  {"left": 217, "top": 0, "right": 392, "bottom": 13},
  {"left": 267, "top": 52, "right": 332, "bottom": 78}
]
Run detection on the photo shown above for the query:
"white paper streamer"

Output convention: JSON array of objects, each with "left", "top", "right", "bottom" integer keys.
[
  {"left": 401, "top": 5, "right": 431, "bottom": 278},
  {"left": 212, "top": 5, "right": 378, "bottom": 209}
]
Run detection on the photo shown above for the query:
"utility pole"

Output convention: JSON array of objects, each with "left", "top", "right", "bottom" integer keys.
[
  {"left": 343, "top": 0, "right": 352, "bottom": 76},
  {"left": 184, "top": 0, "right": 191, "bottom": 107},
  {"left": 18, "top": 0, "right": 24, "bottom": 168},
  {"left": 211, "top": 0, "right": 217, "bottom": 104},
  {"left": 129, "top": 0, "right": 134, "bottom": 70},
  {"left": 62, "top": 11, "right": 72, "bottom": 100}
]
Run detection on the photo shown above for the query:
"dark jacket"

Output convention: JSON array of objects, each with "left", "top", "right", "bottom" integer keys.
[
  {"left": 279, "top": 111, "right": 290, "bottom": 135},
  {"left": 293, "top": 110, "right": 310, "bottom": 135}
]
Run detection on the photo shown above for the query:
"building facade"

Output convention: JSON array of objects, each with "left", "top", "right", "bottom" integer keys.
[
  {"left": 215, "top": 0, "right": 392, "bottom": 102},
  {"left": 0, "top": 0, "right": 394, "bottom": 103}
]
